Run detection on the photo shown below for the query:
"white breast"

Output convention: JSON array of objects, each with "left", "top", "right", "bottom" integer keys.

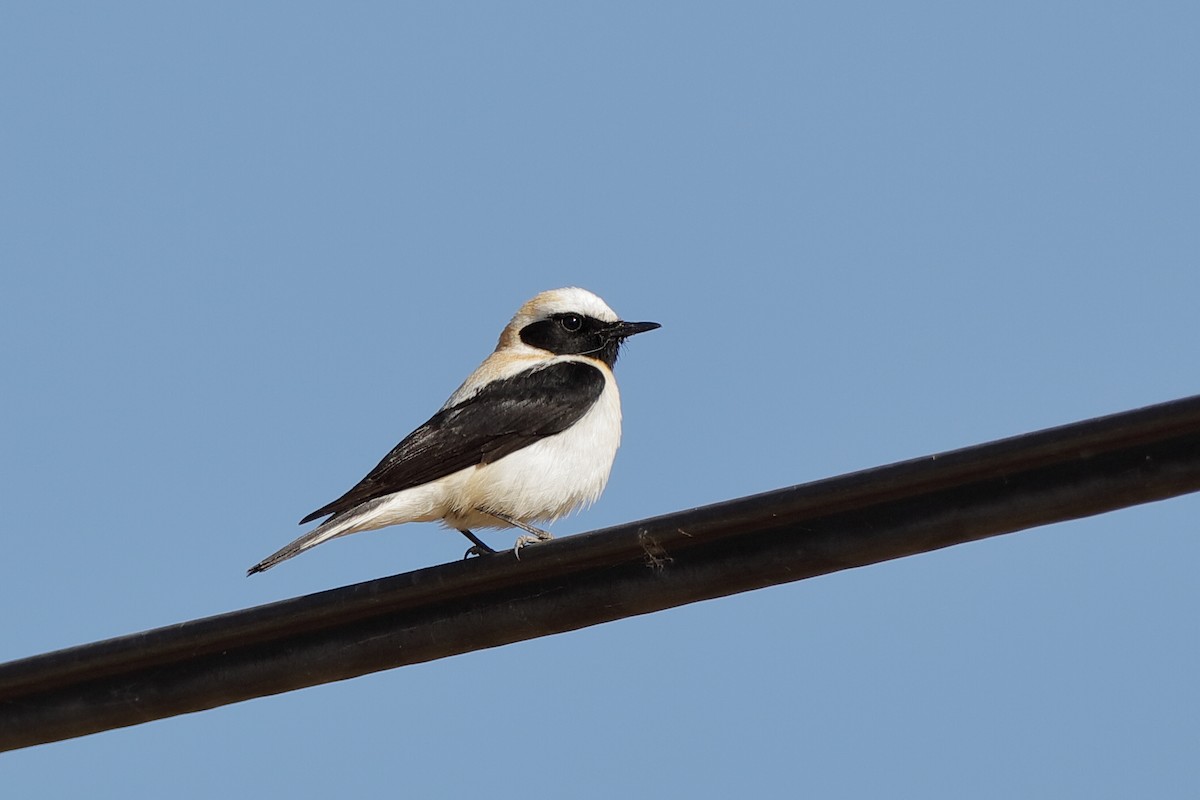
[
  {"left": 309, "top": 359, "right": 625, "bottom": 540},
  {"left": 446, "top": 368, "right": 623, "bottom": 529}
]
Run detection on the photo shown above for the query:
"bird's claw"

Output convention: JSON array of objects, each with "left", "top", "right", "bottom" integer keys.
[
  {"left": 512, "top": 530, "right": 555, "bottom": 560},
  {"left": 463, "top": 543, "right": 497, "bottom": 559}
]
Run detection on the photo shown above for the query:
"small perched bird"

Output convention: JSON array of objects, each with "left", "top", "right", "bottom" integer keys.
[{"left": 248, "top": 287, "right": 659, "bottom": 574}]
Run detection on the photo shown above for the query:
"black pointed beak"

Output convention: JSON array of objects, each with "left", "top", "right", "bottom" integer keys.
[{"left": 610, "top": 320, "right": 661, "bottom": 339}]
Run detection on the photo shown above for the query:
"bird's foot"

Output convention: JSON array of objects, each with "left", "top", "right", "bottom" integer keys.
[
  {"left": 473, "top": 510, "right": 554, "bottom": 560},
  {"left": 512, "top": 529, "right": 554, "bottom": 560},
  {"left": 458, "top": 529, "right": 496, "bottom": 559}
]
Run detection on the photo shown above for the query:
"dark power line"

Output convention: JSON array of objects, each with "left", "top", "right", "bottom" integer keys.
[{"left": 3, "top": 394, "right": 1200, "bottom": 752}]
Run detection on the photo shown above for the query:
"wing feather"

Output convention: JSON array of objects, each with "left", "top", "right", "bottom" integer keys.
[{"left": 299, "top": 360, "right": 606, "bottom": 524}]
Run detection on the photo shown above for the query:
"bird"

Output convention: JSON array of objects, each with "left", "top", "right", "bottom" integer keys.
[{"left": 247, "top": 287, "right": 660, "bottom": 574}]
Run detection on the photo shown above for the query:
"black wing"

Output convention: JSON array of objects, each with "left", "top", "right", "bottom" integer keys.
[{"left": 299, "top": 360, "right": 606, "bottom": 524}]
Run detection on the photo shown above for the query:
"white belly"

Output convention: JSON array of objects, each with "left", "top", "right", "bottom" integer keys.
[
  {"left": 314, "top": 370, "right": 623, "bottom": 540},
  {"left": 447, "top": 377, "right": 623, "bottom": 528}
]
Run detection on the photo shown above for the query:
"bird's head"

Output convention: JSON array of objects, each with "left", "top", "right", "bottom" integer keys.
[{"left": 498, "top": 287, "right": 660, "bottom": 368}]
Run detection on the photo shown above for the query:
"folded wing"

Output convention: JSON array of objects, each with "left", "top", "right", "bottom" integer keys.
[{"left": 300, "top": 359, "right": 606, "bottom": 524}]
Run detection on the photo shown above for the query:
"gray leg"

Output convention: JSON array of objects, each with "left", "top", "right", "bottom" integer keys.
[
  {"left": 476, "top": 509, "right": 554, "bottom": 558},
  {"left": 458, "top": 528, "right": 496, "bottom": 559}
]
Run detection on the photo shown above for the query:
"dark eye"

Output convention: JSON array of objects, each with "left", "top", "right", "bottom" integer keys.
[{"left": 559, "top": 314, "right": 583, "bottom": 332}]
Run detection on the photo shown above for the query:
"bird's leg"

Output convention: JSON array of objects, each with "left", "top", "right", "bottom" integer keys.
[
  {"left": 458, "top": 528, "right": 497, "bottom": 559},
  {"left": 477, "top": 509, "right": 554, "bottom": 559}
]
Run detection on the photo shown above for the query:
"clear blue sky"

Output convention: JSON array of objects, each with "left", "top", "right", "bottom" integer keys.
[{"left": 3, "top": 3, "right": 1198, "bottom": 797}]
